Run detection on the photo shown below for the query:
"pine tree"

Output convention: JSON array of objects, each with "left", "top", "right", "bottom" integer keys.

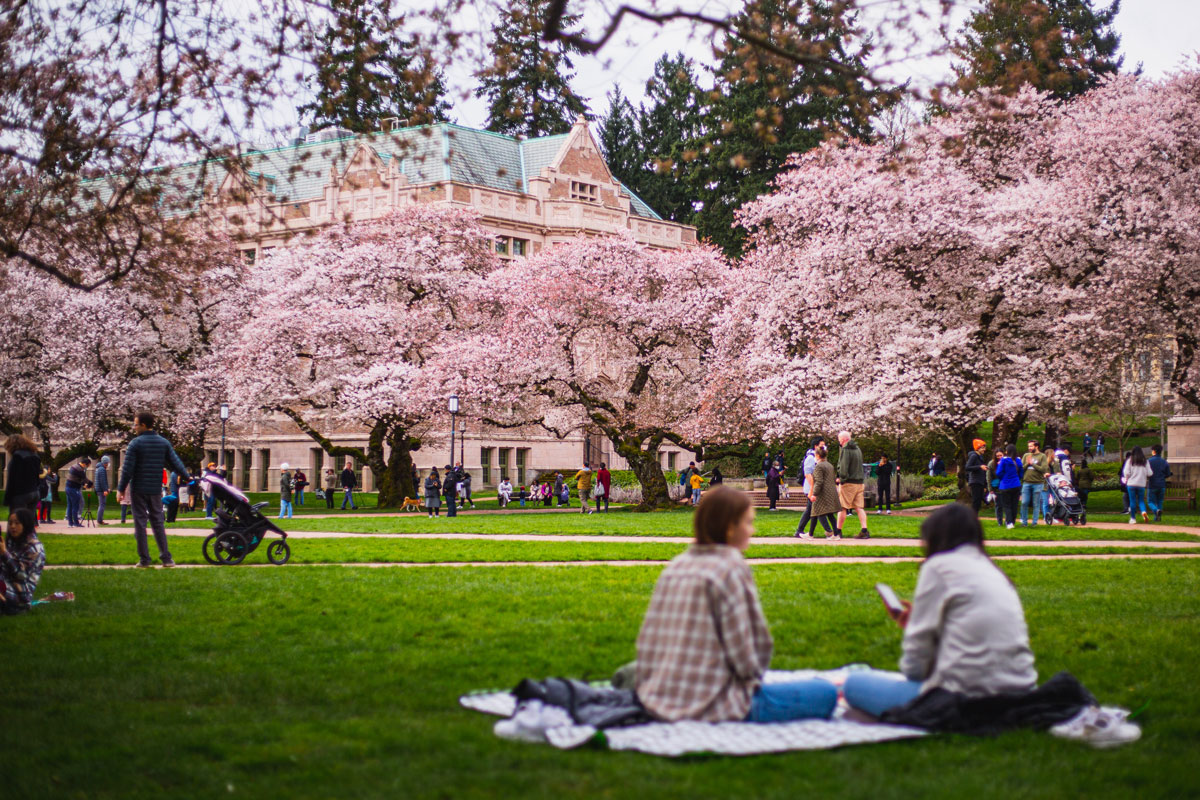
[
  {"left": 597, "top": 88, "right": 642, "bottom": 193},
  {"left": 953, "top": 0, "right": 1123, "bottom": 100},
  {"left": 299, "top": 0, "right": 451, "bottom": 134},
  {"left": 481, "top": 0, "right": 589, "bottom": 138},
  {"left": 634, "top": 54, "right": 707, "bottom": 224},
  {"left": 694, "top": 0, "right": 886, "bottom": 256}
]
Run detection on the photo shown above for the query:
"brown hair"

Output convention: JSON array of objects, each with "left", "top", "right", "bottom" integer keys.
[
  {"left": 135, "top": 411, "right": 156, "bottom": 430},
  {"left": 693, "top": 485, "right": 752, "bottom": 545},
  {"left": 4, "top": 434, "right": 38, "bottom": 455}
]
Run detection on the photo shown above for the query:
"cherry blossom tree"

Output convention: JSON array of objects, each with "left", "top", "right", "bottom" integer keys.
[
  {"left": 226, "top": 206, "right": 497, "bottom": 506},
  {"left": 446, "top": 235, "right": 751, "bottom": 509}
]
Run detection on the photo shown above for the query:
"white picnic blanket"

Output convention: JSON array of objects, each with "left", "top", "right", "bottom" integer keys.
[{"left": 460, "top": 668, "right": 927, "bottom": 757}]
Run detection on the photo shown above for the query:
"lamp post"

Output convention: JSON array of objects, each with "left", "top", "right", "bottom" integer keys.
[
  {"left": 219, "top": 403, "right": 230, "bottom": 469},
  {"left": 448, "top": 394, "right": 459, "bottom": 465}
]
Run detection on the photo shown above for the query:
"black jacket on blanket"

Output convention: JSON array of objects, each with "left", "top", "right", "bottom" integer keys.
[
  {"left": 513, "top": 678, "right": 653, "bottom": 729},
  {"left": 880, "top": 671, "right": 1095, "bottom": 735}
]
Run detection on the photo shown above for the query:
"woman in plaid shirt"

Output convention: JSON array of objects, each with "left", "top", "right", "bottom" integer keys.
[{"left": 635, "top": 486, "right": 837, "bottom": 722}]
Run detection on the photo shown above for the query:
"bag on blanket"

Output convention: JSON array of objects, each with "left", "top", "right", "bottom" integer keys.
[
  {"left": 880, "top": 671, "right": 1095, "bottom": 736},
  {"left": 513, "top": 678, "right": 653, "bottom": 729}
]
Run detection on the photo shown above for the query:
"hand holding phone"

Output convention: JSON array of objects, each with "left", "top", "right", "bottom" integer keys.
[{"left": 875, "top": 582, "right": 909, "bottom": 626}]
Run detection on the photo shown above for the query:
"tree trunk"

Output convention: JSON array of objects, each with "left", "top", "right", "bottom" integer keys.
[
  {"left": 952, "top": 425, "right": 977, "bottom": 504},
  {"left": 992, "top": 411, "right": 1028, "bottom": 451},
  {"left": 373, "top": 426, "right": 418, "bottom": 508},
  {"left": 619, "top": 441, "right": 672, "bottom": 510},
  {"left": 1042, "top": 421, "right": 1066, "bottom": 451}
]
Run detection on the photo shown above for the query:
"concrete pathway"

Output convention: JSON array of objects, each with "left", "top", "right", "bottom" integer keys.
[
  {"left": 44, "top": 552, "right": 1200, "bottom": 570},
  {"left": 39, "top": 526, "right": 1200, "bottom": 549}
]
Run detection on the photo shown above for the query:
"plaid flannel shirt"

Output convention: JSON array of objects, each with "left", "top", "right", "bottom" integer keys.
[{"left": 635, "top": 544, "right": 774, "bottom": 721}]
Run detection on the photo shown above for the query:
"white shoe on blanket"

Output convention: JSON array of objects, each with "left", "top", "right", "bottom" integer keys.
[
  {"left": 493, "top": 699, "right": 574, "bottom": 743},
  {"left": 1049, "top": 706, "right": 1141, "bottom": 748}
]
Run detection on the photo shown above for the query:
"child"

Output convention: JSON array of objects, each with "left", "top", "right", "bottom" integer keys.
[
  {"left": 690, "top": 470, "right": 704, "bottom": 504},
  {"left": 517, "top": 486, "right": 529, "bottom": 507},
  {"left": 119, "top": 485, "right": 133, "bottom": 524}
]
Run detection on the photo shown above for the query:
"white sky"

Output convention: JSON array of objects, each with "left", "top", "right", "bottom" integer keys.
[{"left": 437, "top": 0, "right": 1200, "bottom": 128}]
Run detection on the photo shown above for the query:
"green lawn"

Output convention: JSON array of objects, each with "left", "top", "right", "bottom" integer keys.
[{"left": 8, "top": 560, "right": 1199, "bottom": 799}]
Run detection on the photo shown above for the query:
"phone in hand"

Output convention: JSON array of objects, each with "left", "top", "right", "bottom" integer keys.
[{"left": 875, "top": 582, "right": 905, "bottom": 619}]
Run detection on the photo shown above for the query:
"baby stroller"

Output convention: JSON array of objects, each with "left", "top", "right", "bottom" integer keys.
[
  {"left": 1045, "top": 473, "right": 1086, "bottom": 526},
  {"left": 201, "top": 473, "right": 291, "bottom": 565}
]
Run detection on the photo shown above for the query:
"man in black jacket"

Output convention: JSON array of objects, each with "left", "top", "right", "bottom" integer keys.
[
  {"left": 117, "top": 412, "right": 189, "bottom": 567},
  {"left": 966, "top": 439, "right": 989, "bottom": 515},
  {"left": 340, "top": 460, "right": 358, "bottom": 510},
  {"left": 442, "top": 464, "right": 459, "bottom": 517}
]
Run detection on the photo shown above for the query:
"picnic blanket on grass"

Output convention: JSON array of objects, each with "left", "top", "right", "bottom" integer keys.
[{"left": 460, "top": 668, "right": 928, "bottom": 757}]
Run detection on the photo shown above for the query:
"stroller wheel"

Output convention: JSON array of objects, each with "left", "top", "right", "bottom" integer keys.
[
  {"left": 267, "top": 540, "right": 291, "bottom": 566},
  {"left": 213, "top": 531, "right": 248, "bottom": 565},
  {"left": 202, "top": 533, "right": 222, "bottom": 565}
]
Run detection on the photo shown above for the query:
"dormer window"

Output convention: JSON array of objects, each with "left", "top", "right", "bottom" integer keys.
[{"left": 570, "top": 181, "right": 598, "bottom": 203}]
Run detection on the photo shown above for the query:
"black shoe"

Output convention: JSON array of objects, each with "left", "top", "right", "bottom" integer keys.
[
  {"left": 1154, "top": 511, "right": 1161, "bottom": 522},
  {"left": 162, "top": 560, "right": 176, "bottom": 568},
  {"left": 855, "top": 530, "right": 871, "bottom": 539}
]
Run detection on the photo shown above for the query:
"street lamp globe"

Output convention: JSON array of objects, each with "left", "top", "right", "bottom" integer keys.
[
  {"left": 449, "top": 395, "right": 459, "bottom": 414},
  {"left": 220, "top": 403, "right": 230, "bottom": 420}
]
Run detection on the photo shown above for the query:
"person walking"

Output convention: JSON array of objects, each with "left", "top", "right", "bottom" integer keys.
[
  {"left": 765, "top": 461, "right": 781, "bottom": 511},
  {"left": 596, "top": 463, "right": 612, "bottom": 512},
  {"left": 322, "top": 468, "right": 337, "bottom": 509},
  {"left": 117, "top": 411, "right": 189, "bottom": 568},
  {"left": 424, "top": 468, "right": 442, "bottom": 517},
  {"left": 1117, "top": 450, "right": 1132, "bottom": 515},
  {"left": 340, "top": 460, "right": 358, "bottom": 510},
  {"left": 442, "top": 464, "right": 459, "bottom": 517},
  {"left": 1147, "top": 445, "right": 1172, "bottom": 522},
  {"left": 278, "top": 464, "right": 294, "bottom": 519},
  {"left": 793, "top": 437, "right": 822, "bottom": 538},
  {"left": 64, "top": 457, "right": 92, "bottom": 528},
  {"left": 965, "top": 439, "right": 989, "bottom": 516},
  {"left": 1082, "top": 432, "right": 1093, "bottom": 457},
  {"left": 4, "top": 434, "right": 42, "bottom": 518},
  {"left": 293, "top": 467, "right": 308, "bottom": 506},
  {"left": 802, "top": 441, "right": 840, "bottom": 539},
  {"left": 93, "top": 455, "right": 112, "bottom": 525},
  {"left": 37, "top": 468, "right": 57, "bottom": 524},
  {"left": 572, "top": 464, "right": 595, "bottom": 514},
  {"left": 996, "top": 445, "right": 1023, "bottom": 530},
  {"left": 1122, "top": 447, "right": 1152, "bottom": 524},
  {"left": 836, "top": 431, "right": 869, "bottom": 539},
  {"left": 1096, "top": 434, "right": 1105, "bottom": 456},
  {"left": 875, "top": 454, "right": 896, "bottom": 515},
  {"left": 1075, "top": 458, "right": 1094, "bottom": 509},
  {"left": 1019, "top": 441, "right": 1049, "bottom": 527},
  {"left": 460, "top": 466, "right": 476, "bottom": 509}
]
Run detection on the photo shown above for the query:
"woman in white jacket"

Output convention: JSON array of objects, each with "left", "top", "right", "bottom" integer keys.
[
  {"left": 1122, "top": 447, "right": 1153, "bottom": 524},
  {"left": 497, "top": 478, "right": 513, "bottom": 508}
]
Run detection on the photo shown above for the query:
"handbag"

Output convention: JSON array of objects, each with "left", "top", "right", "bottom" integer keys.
[{"left": 595, "top": 483, "right": 605, "bottom": 497}]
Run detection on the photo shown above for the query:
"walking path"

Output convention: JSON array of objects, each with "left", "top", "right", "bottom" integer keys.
[
  {"left": 40, "top": 527, "right": 1200, "bottom": 549},
  {"left": 44, "top": 552, "right": 1200, "bottom": 570}
]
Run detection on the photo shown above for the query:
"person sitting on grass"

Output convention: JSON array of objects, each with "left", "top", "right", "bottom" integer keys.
[
  {"left": 1, "top": 508, "right": 46, "bottom": 615},
  {"left": 636, "top": 486, "right": 838, "bottom": 723},
  {"left": 838, "top": 502, "right": 1138, "bottom": 746}
]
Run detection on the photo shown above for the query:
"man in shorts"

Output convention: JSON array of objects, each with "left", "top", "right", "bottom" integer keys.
[{"left": 835, "top": 430, "right": 870, "bottom": 540}]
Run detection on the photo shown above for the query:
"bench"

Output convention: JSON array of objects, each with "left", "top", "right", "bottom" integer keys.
[{"left": 1165, "top": 482, "right": 1197, "bottom": 510}]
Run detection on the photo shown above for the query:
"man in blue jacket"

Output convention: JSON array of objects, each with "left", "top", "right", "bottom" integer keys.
[
  {"left": 118, "top": 412, "right": 190, "bottom": 568},
  {"left": 1147, "top": 445, "right": 1172, "bottom": 522}
]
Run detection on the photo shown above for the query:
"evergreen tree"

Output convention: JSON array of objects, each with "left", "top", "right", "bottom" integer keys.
[
  {"left": 597, "top": 88, "right": 643, "bottom": 193},
  {"left": 634, "top": 54, "right": 707, "bottom": 224},
  {"left": 694, "top": 0, "right": 886, "bottom": 256},
  {"left": 481, "top": 0, "right": 589, "bottom": 138},
  {"left": 299, "top": 0, "right": 451, "bottom": 134},
  {"left": 953, "top": 0, "right": 1123, "bottom": 100}
]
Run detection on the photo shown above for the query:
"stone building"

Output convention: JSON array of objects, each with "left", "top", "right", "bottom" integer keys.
[{"left": 199, "top": 117, "right": 701, "bottom": 492}]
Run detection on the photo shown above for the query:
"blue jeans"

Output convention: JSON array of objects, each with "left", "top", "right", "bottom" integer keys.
[
  {"left": 1148, "top": 486, "right": 1165, "bottom": 515},
  {"left": 65, "top": 486, "right": 83, "bottom": 526},
  {"left": 692, "top": 488, "right": 702, "bottom": 503},
  {"left": 745, "top": 679, "right": 838, "bottom": 722},
  {"left": 843, "top": 671, "right": 924, "bottom": 717},
  {"left": 279, "top": 499, "right": 293, "bottom": 518},
  {"left": 1019, "top": 483, "right": 1044, "bottom": 525},
  {"left": 296, "top": 488, "right": 305, "bottom": 505},
  {"left": 341, "top": 488, "right": 356, "bottom": 510},
  {"left": 1127, "top": 486, "right": 1147, "bottom": 515},
  {"left": 206, "top": 494, "right": 216, "bottom": 518},
  {"left": 1097, "top": 443, "right": 1105, "bottom": 455}
]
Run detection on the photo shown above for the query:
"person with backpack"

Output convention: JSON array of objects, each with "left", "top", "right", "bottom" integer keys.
[{"left": 442, "top": 464, "right": 459, "bottom": 517}]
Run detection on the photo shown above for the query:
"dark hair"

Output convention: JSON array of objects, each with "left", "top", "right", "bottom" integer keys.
[
  {"left": 1151, "top": 445, "right": 1162, "bottom": 456},
  {"left": 4, "top": 434, "right": 38, "bottom": 455},
  {"left": 879, "top": 454, "right": 888, "bottom": 462},
  {"left": 693, "top": 485, "right": 752, "bottom": 546},
  {"left": 135, "top": 411, "right": 156, "bottom": 429},
  {"left": 1005, "top": 444, "right": 1017, "bottom": 458},
  {"left": 1130, "top": 447, "right": 1147, "bottom": 467},
  {"left": 810, "top": 435, "right": 825, "bottom": 449},
  {"left": 1081, "top": 458, "right": 1089, "bottom": 467},
  {"left": 920, "top": 502, "right": 986, "bottom": 557},
  {"left": 7, "top": 507, "right": 37, "bottom": 537}
]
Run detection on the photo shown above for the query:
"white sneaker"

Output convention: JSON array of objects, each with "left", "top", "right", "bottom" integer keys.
[
  {"left": 1006, "top": 523, "right": 1015, "bottom": 529},
  {"left": 1050, "top": 706, "right": 1141, "bottom": 749},
  {"left": 1129, "top": 517, "right": 1136, "bottom": 524},
  {"left": 493, "top": 700, "right": 573, "bottom": 743},
  {"left": 886, "top": 510, "right": 892, "bottom": 515}
]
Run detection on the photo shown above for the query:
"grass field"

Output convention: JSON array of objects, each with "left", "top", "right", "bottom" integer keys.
[{"left": 7, "top": 559, "right": 1199, "bottom": 799}]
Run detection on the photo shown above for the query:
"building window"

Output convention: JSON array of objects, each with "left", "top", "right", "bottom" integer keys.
[
  {"left": 667, "top": 452, "right": 677, "bottom": 472},
  {"left": 495, "top": 236, "right": 530, "bottom": 258},
  {"left": 259, "top": 449, "right": 271, "bottom": 490},
  {"left": 498, "top": 448, "right": 511, "bottom": 481},
  {"left": 516, "top": 449, "right": 527, "bottom": 486},
  {"left": 241, "top": 248, "right": 256, "bottom": 265},
  {"left": 570, "top": 181, "right": 598, "bottom": 202},
  {"left": 239, "top": 450, "right": 252, "bottom": 489},
  {"left": 481, "top": 447, "right": 493, "bottom": 485}
]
